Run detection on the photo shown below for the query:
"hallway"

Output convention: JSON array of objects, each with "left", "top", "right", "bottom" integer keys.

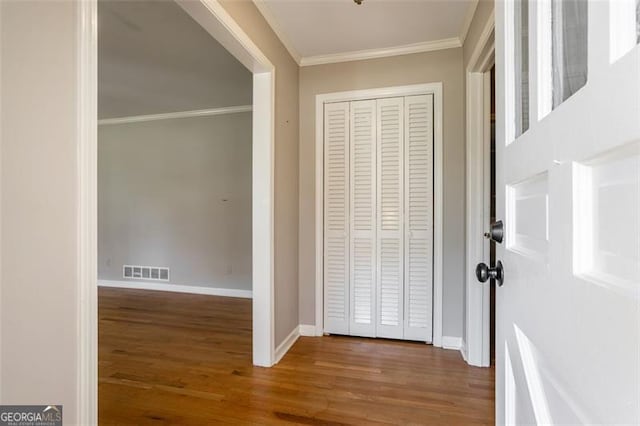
[{"left": 99, "top": 288, "right": 494, "bottom": 425}]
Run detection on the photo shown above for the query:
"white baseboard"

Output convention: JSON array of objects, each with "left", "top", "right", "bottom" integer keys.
[
  {"left": 460, "top": 340, "right": 469, "bottom": 362},
  {"left": 98, "top": 280, "right": 252, "bottom": 299},
  {"left": 274, "top": 325, "right": 300, "bottom": 364},
  {"left": 299, "top": 324, "right": 319, "bottom": 336},
  {"left": 442, "top": 336, "right": 463, "bottom": 350}
]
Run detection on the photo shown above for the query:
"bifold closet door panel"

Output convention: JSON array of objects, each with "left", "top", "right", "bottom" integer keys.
[
  {"left": 404, "top": 94, "right": 434, "bottom": 342},
  {"left": 349, "top": 100, "right": 377, "bottom": 337},
  {"left": 324, "top": 102, "right": 350, "bottom": 335},
  {"left": 376, "top": 97, "right": 405, "bottom": 339}
]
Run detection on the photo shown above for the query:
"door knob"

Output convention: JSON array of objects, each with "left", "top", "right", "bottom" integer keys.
[
  {"left": 476, "top": 261, "right": 504, "bottom": 287},
  {"left": 483, "top": 220, "right": 504, "bottom": 243}
]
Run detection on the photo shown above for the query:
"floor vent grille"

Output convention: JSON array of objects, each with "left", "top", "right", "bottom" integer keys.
[{"left": 123, "top": 265, "right": 170, "bottom": 282}]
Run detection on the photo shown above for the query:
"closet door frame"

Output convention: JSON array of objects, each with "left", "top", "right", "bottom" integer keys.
[{"left": 315, "top": 83, "right": 444, "bottom": 346}]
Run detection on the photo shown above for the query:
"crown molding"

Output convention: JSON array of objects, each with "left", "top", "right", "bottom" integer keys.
[
  {"left": 253, "top": 0, "right": 475, "bottom": 67},
  {"left": 252, "top": 0, "right": 302, "bottom": 65},
  {"left": 98, "top": 105, "right": 252, "bottom": 125},
  {"left": 459, "top": 0, "right": 480, "bottom": 44},
  {"left": 300, "top": 37, "right": 462, "bottom": 67}
]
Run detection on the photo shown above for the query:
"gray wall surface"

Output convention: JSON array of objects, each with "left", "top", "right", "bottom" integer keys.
[
  {"left": 98, "top": 113, "right": 252, "bottom": 291},
  {"left": 98, "top": 0, "right": 252, "bottom": 119},
  {"left": 298, "top": 48, "right": 466, "bottom": 338}
]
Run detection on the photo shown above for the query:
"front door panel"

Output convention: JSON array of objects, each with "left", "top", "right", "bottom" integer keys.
[{"left": 495, "top": 1, "right": 640, "bottom": 424}]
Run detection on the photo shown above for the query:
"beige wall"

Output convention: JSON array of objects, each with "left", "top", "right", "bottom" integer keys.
[
  {"left": 0, "top": 0, "right": 80, "bottom": 419},
  {"left": 98, "top": 114, "right": 252, "bottom": 291},
  {"left": 298, "top": 49, "right": 466, "bottom": 338},
  {"left": 219, "top": 0, "right": 300, "bottom": 346}
]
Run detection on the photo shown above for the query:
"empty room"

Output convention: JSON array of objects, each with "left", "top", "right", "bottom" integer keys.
[{"left": 96, "top": 0, "right": 255, "bottom": 421}]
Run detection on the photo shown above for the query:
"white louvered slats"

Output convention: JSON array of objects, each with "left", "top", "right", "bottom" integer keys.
[
  {"left": 324, "top": 102, "right": 350, "bottom": 335},
  {"left": 349, "top": 100, "right": 376, "bottom": 337},
  {"left": 404, "top": 94, "right": 434, "bottom": 342},
  {"left": 323, "top": 94, "right": 434, "bottom": 342},
  {"left": 376, "top": 97, "right": 404, "bottom": 339}
]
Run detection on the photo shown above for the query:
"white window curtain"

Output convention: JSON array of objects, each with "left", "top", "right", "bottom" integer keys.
[
  {"left": 636, "top": 0, "right": 640, "bottom": 44},
  {"left": 551, "top": 0, "right": 588, "bottom": 108},
  {"left": 514, "top": 0, "right": 529, "bottom": 137}
]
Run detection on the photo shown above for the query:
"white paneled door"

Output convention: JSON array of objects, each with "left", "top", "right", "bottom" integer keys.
[
  {"left": 495, "top": 1, "right": 639, "bottom": 424},
  {"left": 324, "top": 94, "right": 434, "bottom": 342}
]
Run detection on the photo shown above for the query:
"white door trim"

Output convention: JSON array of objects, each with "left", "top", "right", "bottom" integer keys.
[
  {"left": 77, "top": 2, "right": 98, "bottom": 423},
  {"left": 464, "top": 16, "right": 495, "bottom": 367},
  {"left": 77, "top": 1, "right": 276, "bottom": 423},
  {"left": 314, "top": 83, "right": 444, "bottom": 346}
]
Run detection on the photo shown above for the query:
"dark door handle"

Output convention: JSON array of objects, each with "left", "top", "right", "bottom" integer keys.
[
  {"left": 483, "top": 220, "right": 504, "bottom": 243},
  {"left": 476, "top": 261, "right": 504, "bottom": 287}
]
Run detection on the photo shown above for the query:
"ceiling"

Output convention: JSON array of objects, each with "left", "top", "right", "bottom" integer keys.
[
  {"left": 255, "top": 0, "right": 478, "bottom": 66},
  {"left": 98, "top": 0, "right": 252, "bottom": 119}
]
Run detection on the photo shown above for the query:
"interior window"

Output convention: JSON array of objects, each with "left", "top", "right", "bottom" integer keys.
[
  {"left": 551, "top": 0, "right": 588, "bottom": 108},
  {"left": 514, "top": 0, "right": 529, "bottom": 137}
]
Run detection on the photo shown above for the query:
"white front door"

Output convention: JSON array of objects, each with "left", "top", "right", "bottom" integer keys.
[{"left": 495, "top": 0, "right": 639, "bottom": 424}]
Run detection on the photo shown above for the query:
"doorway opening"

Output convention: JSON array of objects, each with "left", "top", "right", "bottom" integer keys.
[
  {"left": 77, "top": 0, "right": 276, "bottom": 422},
  {"left": 463, "top": 18, "right": 495, "bottom": 368},
  {"left": 96, "top": 1, "right": 256, "bottom": 419}
]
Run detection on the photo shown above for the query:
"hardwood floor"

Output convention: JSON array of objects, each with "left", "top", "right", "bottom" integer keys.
[{"left": 99, "top": 287, "right": 494, "bottom": 425}]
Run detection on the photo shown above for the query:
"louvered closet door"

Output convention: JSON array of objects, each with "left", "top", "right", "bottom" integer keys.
[
  {"left": 376, "top": 97, "right": 404, "bottom": 339},
  {"left": 403, "top": 94, "right": 434, "bottom": 342},
  {"left": 349, "top": 100, "right": 377, "bottom": 337},
  {"left": 324, "top": 102, "right": 350, "bottom": 335}
]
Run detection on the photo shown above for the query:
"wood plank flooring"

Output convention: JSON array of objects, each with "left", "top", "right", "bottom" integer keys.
[{"left": 99, "top": 287, "right": 494, "bottom": 425}]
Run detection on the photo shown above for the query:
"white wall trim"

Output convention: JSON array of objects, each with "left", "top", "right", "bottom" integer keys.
[
  {"left": 252, "top": 0, "right": 479, "bottom": 67},
  {"left": 299, "top": 324, "right": 319, "bottom": 337},
  {"left": 459, "top": 0, "right": 480, "bottom": 44},
  {"left": 98, "top": 280, "right": 253, "bottom": 299},
  {"left": 252, "top": 0, "right": 301, "bottom": 65},
  {"left": 441, "top": 336, "right": 463, "bottom": 351},
  {"left": 301, "top": 38, "right": 461, "bottom": 67},
  {"left": 460, "top": 339, "right": 469, "bottom": 362},
  {"left": 253, "top": 3, "right": 469, "bottom": 67},
  {"left": 251, "top": 71, "right": 276, "bottom": 367},
  {"left": 98, "top": 105, "right": 252, "bottom": 126},
  {"left": 80, "top": 1, "right": 275, "bottom": 423},
  {"left": 464, "top": 13, "right": 495, "bottom": 368},
  {"left": 315, "top": 82, "right": 445, "bottom": 346},
  {"left": 77, "top": 0, "right": 98, "bottom": 423},
  {"left": 0, "top": 0, "right": 4, "bottom": 403},
  {"left": 274, "top": 325, "right": 300, "bottom": 364}
]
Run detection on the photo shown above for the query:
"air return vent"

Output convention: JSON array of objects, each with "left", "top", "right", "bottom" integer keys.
[{"left": 123, "top": 265, "right": 170, "bottom": 282}]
